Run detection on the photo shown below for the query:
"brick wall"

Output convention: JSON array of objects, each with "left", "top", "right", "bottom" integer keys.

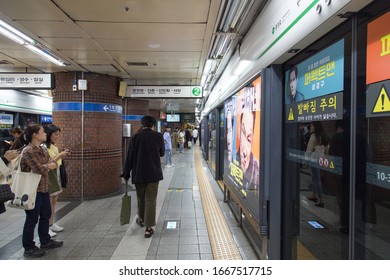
[{"left": 52, "top": 72, "right": 123, "bottom": 200}]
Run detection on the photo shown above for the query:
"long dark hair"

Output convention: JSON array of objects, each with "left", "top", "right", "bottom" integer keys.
[
  {"left": 43, "top": 124, "right": 61, "bottom": 148},
  {"left": 24, "top": 124, "right": 43, "bottom": 143},
  {"left": 312, "top": 121, "right": 329, "bottom": 146}
]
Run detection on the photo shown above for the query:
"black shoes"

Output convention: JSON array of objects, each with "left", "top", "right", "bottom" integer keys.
[
  {"left": 24, "top": 246, "right": 46, "bottom": 258},
  {"left": 24, "top": 240, "right": 63, "bottom": 258},
  {"left": 40, "top": 239, "right": 64, "bottom": 250},
  {"left": 144, "top": 227, "right": 154, "bottom": 238},
  {"left": 136, "top": 218, "right": 144, "bottom": 227}
]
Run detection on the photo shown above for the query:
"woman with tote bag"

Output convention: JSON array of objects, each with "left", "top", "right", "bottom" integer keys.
[{"left": 20, "top": 124, "right": 64, "bottom": 258}]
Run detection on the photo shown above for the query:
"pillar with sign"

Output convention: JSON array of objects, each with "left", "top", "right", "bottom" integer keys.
[{"left": 52, "top": 72, "right": 124, "bottom": 200}]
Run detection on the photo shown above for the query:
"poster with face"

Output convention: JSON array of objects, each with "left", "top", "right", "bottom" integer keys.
[
  {"left": 224, "top": 95, "right": 236, "bottom": 164},
  {"left": 223, "top": 76, "right": 261, "bottom": 220}
]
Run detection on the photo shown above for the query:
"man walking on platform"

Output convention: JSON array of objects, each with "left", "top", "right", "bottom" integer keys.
[
  {"left": 122, "top": 116, "right": 165, "bottom": 238},
  {"left": 192, "top": 127, "right": 199, "bottom": 145},
  {"left": 163, "top": 125, "right": 173, "bottom": 167}
]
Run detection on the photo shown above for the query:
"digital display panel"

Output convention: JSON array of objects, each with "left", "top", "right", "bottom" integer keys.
[{"left": 166, "top": 114, "right": 180, "bottom": 122}]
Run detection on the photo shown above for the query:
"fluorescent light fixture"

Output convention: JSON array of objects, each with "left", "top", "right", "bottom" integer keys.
[
  {"left": 229, "top": 0, "right": 251, "bottom": 30},
  {"left": 214, "top": 35, "right": 231, "bottom": 59},
  {"left": 0, "top": 19, "right": 35, "bottom": 44},
  {"left": 26, "top": 44, "right": 66, "bottom": 66},
  {"left": 0, "top": 26, "right": 25, "bottom": 44},
  {"left": 0, "top": 18, "right": 66, "bottom": 66},
  {"left": 202, "top": 0, "right": 253, "bottom": 91},
  {"left": 204, "top": 59, "right": 216, "bottom": 74}
]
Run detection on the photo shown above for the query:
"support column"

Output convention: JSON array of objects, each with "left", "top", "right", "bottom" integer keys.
[{"left": 52, "top": 72, "right": 123, "bottom": 200}]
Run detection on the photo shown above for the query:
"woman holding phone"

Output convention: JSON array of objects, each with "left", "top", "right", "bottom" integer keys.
[
  {"left": 43, "top": 124, "right": 70, "bottom": 237},
  {"left": 21, "top": 124, "right": 63, "bottom": 258}
]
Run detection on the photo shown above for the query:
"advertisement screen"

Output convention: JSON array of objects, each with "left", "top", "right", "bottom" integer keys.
[
  {"left": 166, "top": 114, "right": 180, "bottom": 122},
  {"left": 223, "top": 76, "right": 261, "bottom": 219}
]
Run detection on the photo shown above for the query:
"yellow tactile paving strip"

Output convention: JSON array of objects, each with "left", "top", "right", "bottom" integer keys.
[
  {"left": 194, "top": 146, "right": 242, "bottom": 260},
  {"left": 297, "top": 240, "right": 316, "bottom": 260}
]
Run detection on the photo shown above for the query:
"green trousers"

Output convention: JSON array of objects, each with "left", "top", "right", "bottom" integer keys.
[{"left": 135, "top": 182, "right": 159, "bottom": 227}]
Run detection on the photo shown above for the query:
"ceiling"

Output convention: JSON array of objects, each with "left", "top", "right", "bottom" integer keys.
[{"left": 0, "top": 0, "right": 264, "bottom": 114}]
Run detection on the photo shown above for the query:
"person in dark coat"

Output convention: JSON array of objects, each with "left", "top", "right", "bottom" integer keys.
[{"left": 122, "top": 116, "right": 165, "bottom": 238}]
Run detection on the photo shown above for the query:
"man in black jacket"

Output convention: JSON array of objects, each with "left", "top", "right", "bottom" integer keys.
[{"left": 122, "top": 116, "right": 164, "bottom": 238}]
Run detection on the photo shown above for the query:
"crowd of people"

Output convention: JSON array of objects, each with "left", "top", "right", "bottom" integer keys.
[
  {"left": 1, "top": 119, "right": 199, "bottom": 257},
  {"left": 169, "top": 126, "right": 198, "bottom": 153},
  {"left": 0, "top": 124, "right": 69, "bottom": 258}
]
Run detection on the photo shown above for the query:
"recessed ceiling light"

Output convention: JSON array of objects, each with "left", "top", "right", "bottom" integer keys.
[{"left": 148, "top": 43, "right": 161, "bottom": 49}]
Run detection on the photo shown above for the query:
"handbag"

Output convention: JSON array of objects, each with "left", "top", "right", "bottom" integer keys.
[
  {"left": 7, "top": 151, "right": 42, "bottom": 210},
  {"left": 0, "top": 184, "right": 14, "bottom": 203},
  {"left": 120, "top": 180, "right": 131, "bottom": 226},
  {"left": 59, "top": 160, "right": 68, "bottom": 188}
]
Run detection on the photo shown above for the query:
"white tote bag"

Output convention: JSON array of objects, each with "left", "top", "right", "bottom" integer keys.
[{"left": 7, "top": 150, "right": 42, "bottom": 210}]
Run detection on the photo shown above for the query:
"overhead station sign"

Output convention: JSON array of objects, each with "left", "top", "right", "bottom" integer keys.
[
  {"left": 126, "top": 86, "right": 203, "bottom": 98},
  {"left": 0, "top": 73, "right": 54, "bottom": 89}
]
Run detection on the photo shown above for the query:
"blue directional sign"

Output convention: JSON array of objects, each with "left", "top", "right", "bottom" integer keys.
[
  {"left": 53, "top": 102, "right": 122, "bottom": 114},
  {"left": 41, "top": 115, "right": 53, "bottom": 123},
  {"left": 122, "top": 115, "right": 144, "bottom": 121}
]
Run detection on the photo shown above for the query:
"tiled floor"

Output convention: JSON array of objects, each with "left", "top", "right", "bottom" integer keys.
[{"left": 0, "top": 146, "right": 258, "bottom": 260}]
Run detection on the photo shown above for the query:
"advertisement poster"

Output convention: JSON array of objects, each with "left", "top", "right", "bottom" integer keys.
[
  {"left": 366, "top": 10, "right": 390, "bottom": 85},
  {"left": 223, "top": 76, "right": 261, "bottom": 219},
  {"left": 366, "top": 11, "right": 390, "bottom": 118},
  {"left": 285, "top": 39, "right": 344, "bottom": 123}
]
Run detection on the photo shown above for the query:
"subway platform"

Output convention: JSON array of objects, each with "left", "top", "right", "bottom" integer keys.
[{"left": 0, "top": 145, "right": 258, "bottom": 260}]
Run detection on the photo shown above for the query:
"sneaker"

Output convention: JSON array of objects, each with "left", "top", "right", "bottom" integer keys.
[
  {"left": 40, "top": 239, "right": 64, "bottom": 250},
  {"left": 49, "top": 229, "right": 57, "bottom": 237},
  {"left": 24, "top": 246, "right": 46, "bottom": 258},
  {"left": 166, "top": 164, "right": 172, "bottom": 168},
  {"left": 50, "top": 223, "right": 64, "bottom": 232}
]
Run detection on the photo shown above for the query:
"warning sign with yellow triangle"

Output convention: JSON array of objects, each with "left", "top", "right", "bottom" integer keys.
[
  {"left": 373, "top": 86, "right": 390, "bottom": 113},
  {"left": 288, "top": 107, "right": 295, "bottom": 121}
]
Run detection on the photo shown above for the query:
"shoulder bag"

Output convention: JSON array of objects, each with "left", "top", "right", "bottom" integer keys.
[
  {"left": 59, "top": 160, "right": 68, "bottom": 188},
  {"left": 0, "top": 184, "right": 14, "bottom": 203},
  {"left": 7, "top": 150, "right": 42, "bottom": 210}
]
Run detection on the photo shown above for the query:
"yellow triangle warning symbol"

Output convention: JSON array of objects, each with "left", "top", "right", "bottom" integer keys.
[
  {"left": 373, "top": 86, "right": 390, "bottom": 113},
  {"left": 288, "top": 107, "right": 295, "bottom": 121},
  {"left": 330, "top": 161, "right": 334, "bottom": 169}
]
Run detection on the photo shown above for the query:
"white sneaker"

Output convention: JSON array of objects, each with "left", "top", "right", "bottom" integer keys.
[
  {"left": 166, "top": 164, "right": 172, "bottom": 168},
  {"left": 50, "top": 223, "right": 64, "bottom": 232},
  {"left": 49, "top": 229, "right": 57, "bottom": 237}
]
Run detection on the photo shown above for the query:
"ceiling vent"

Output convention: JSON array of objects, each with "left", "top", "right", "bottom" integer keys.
[
  {"left": 0, "top": 60, "right": 13, "bottom": 65},
  {"left": 126, "top": 62, "right": 148, "bottom": 66}
]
